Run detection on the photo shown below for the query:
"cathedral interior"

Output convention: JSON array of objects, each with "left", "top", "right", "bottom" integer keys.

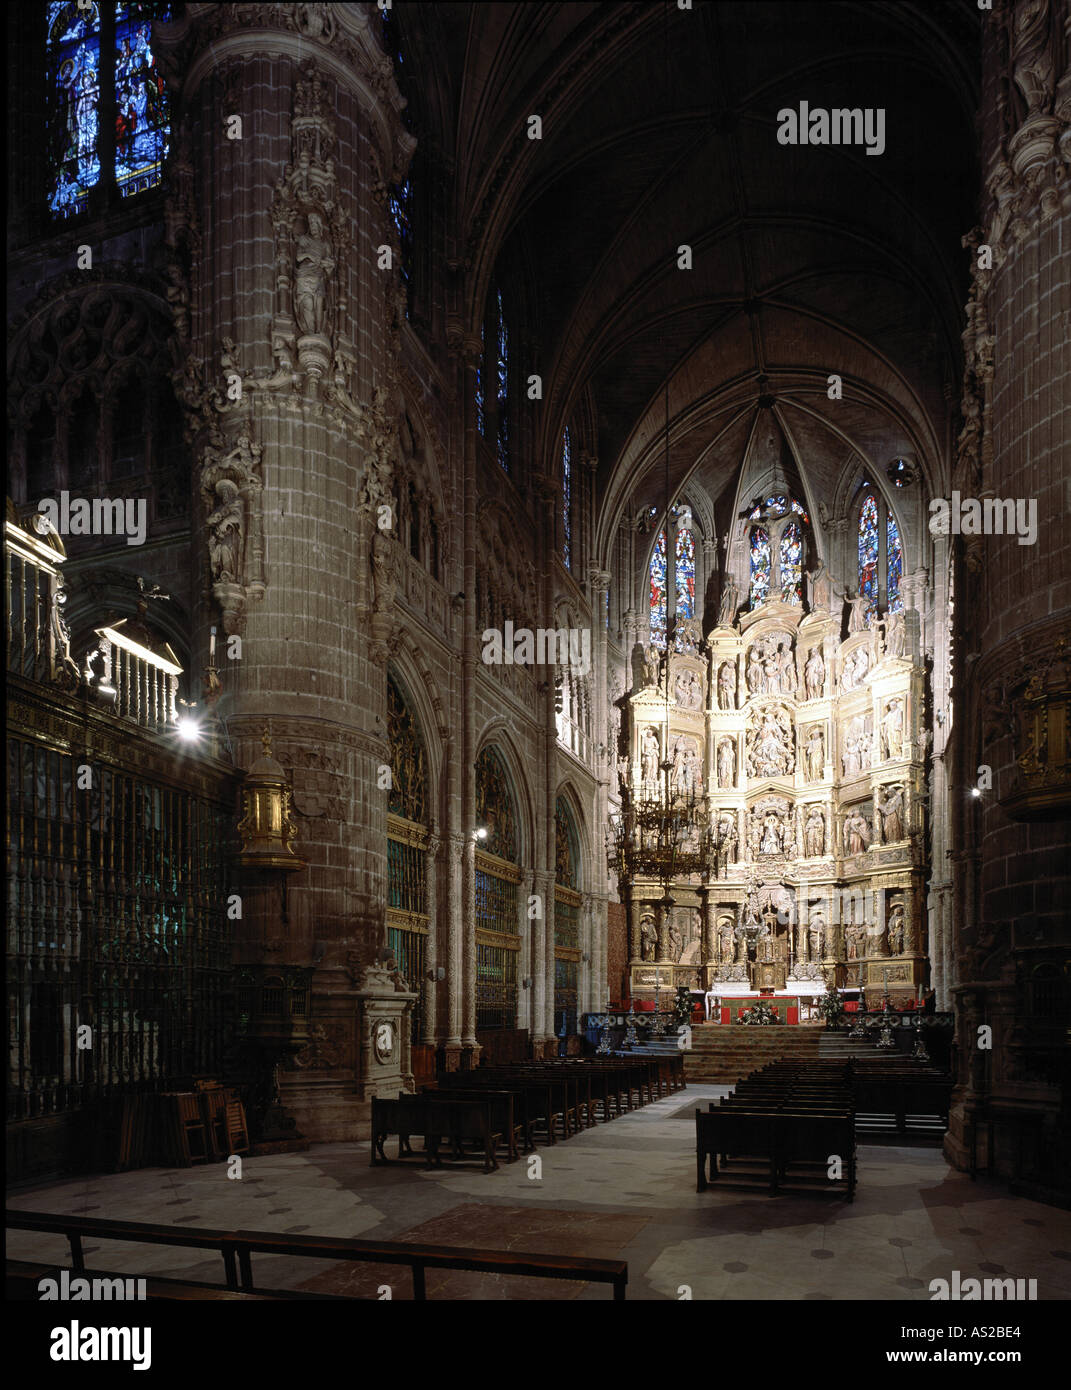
[{"left": 5, "top": 0, "right": 1070, "bottom": 1322}]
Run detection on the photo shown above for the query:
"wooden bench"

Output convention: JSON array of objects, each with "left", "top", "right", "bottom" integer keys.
[
  {"left": 419, "top": 1088, "right": 527, "bottom": 1162},
  {"left": 371, "top": 1095, "right": 502, "bottom": 1172},
  {"left": 696, "top": 1108, "right": 856, "bottom": 1199}
]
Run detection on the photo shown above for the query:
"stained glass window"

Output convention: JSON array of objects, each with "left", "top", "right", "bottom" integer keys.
[
  {"left": 48, "top": 3, "right": 171, "bottom": 219},
  {"left": 779, "top": 520, "right": 802, "bottom": 604},
  {"left": 749, "top": 525, "right": 771, "bottom": 607},
  {"left": 858, "top": 492, "right": 879, "bottom": 625},
  {"left": 649, "top": 528, "right": 668, "bottom": 649},
  {"left": 561, "top": 426, "right": 572, "bottom": 569},
  {"left": 388, "top": 178, "right": 412, "bottom": 309},
  {"left": 474, "top": 745, "right": 517, "bottom": 862},
  {"left": 887, "top": 512, "right": 903, "bottom": 613},
  {"left": 675, "top": 522, "right": 695, "bottom": 624},
  {"left": 114, "top": 4, "right": 170, "bottom": 200},
  {"left": 475, "top": 319, "right": 486, "bottom": 436},
  {"left": 496, "top": 288, "right": 509, "bottom": 473},
  {"left": 48, "top": 2, "right": 102, "bottom": 217}
]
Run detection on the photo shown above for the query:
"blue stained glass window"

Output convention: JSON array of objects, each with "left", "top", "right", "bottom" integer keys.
[
  {"left": 887, "top": 512, "right": 903, "bottom": 613},
  {"left": 114, "top": 4, "right": 170, "bottom": 200},
  {"left": 858, "top": 492, "right": 879, "bottom": 624},
  {"left": 475, "top": 320, "right": 486, "bottom": 436},
  {"left": 649, "top": 529, "right": 667, "bottom": 649},
  {"left": 388, "top": 177, "right": 412, "bottom": 309},
  {"left": 48, "top": 2, "right": 102, "bottom": 218},
  {"left": 496, "top": 289, "right": 509, "bottom": 473},
  {"left": 779, "top": 520, "right": 802, "bottom": 604},
  {"left": 675, "top": 524, "right": 695, "bottom": 622},
  {"left": 749, "top": 525, "right": 771, "bottom": 607},
  {"left": 561, "top": 426, "right": 572, "bottom": 568}
]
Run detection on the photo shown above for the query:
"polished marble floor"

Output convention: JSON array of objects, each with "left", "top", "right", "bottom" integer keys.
[{"left": 8, "top": 1085, "right": 1071, "bottom": 1300}]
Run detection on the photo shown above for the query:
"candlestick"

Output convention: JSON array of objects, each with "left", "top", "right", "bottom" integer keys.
[{"left": 209, "top": 625, "right": 217, "bottom": 661}]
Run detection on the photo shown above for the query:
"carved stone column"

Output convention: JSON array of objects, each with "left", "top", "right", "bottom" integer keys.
[
  {"left": 699, "top": 886, "right": 715, "bottom": 966},
  {"left": 421, "top": 831, "right": 441, "bottom": 1047},
  {"left": 945, "top": 1, "right": 1070, "bottom": 1194},
  {"left": 156, "top": 6, "right": 415, "bottom": 1140},
  {"left": 532, "top": 868, "right": 554, "bottom": 1055}
]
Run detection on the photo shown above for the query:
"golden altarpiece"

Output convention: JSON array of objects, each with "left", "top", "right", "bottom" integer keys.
[{"left": 621, "top": 582, "right": 928, "bottom": 1007}]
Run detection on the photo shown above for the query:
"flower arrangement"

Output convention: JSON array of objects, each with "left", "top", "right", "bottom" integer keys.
[
  {"left": 816, "top": 987, "right": 845, "bottom": 1028},
  {"left": 673, "top": 985, "right": 693, "bottom": 1026},
  {"left": 739, "top": 1000, "right": 779, "bottom": 1025}
]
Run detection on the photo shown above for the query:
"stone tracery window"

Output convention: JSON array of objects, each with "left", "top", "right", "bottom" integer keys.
[
  {"left": 648, "top": 504, "right": 696, "bottom": 651},
  {"left": 475, "top": 319, "right": 486, "bottom": 436},
  {"left": 779, "top": 520, "right": 802, "bottom": 603},
  {"left": 561, "top": 426, "right": 572, "bottom": 569},
  {"left": 495, "top": 288, "right": 510, "bottom": 473},
  {"left": 387, "top": 177, "right": 413, "bottom": 311}
]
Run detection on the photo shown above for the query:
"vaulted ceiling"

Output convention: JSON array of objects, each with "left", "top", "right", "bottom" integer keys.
[{"left": 397, "top": 1, "right": 980, "bottom": 561}]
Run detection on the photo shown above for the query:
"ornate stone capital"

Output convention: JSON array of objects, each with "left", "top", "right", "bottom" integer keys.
[{"left": 156, "top": 5, "right": 415, "bottom": 184}]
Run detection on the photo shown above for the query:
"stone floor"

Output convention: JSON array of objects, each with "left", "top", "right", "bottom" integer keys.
[{"left": 8, "top": 1085, "right": 1071, "bottom": 1301}]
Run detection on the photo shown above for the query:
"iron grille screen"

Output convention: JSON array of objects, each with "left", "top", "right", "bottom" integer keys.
[
  {"left": 7, "top": 738, "right": 232, "bottom": 1120},
  {"left": 476, "top": 938, "right": 518, "bottom": 1030},
  {"left": 554, "top": 891, "right": 579, "bottom": 949},
  {"left": 388, "top": 835, "right": 427, "bottom": 914},
  {"left": 554, "top": 955, "right": 579, "bottom": 1037},
  {"left": 388, "top": 923, "right": 426, "bottom": 1043},
  {"left": 475, "top": 866, "right": 517, "bottom": 935}
]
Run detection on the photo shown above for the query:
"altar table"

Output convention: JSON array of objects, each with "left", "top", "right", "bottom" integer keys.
[{"left": 720, "top": 996, "right": 801, "bottom": 1025}]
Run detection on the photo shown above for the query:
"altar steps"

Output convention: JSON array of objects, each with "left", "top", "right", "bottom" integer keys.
[
  {"left": 683, "top": 1025, "right": 823, "bottom": 1084},
  {"left": 816, "top": 1034, "right": 882, "bottom": 1060}
]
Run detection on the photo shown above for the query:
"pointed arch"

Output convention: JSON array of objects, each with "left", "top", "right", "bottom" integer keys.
[{"left": 474, "top": 742, "right": 520, "bottom": 864}]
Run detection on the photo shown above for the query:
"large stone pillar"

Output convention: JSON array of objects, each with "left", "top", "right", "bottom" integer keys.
[
  {"left": 945, "top": 1, "right": 1071, "bottom": 1198},
  {"left": 159, "top": 7, "right": 415, "bottom": 1137}
]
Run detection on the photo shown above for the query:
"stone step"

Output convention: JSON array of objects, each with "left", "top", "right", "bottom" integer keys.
[{"left": 683, "top": 1026, "right": 824, "bottom": 1084}]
